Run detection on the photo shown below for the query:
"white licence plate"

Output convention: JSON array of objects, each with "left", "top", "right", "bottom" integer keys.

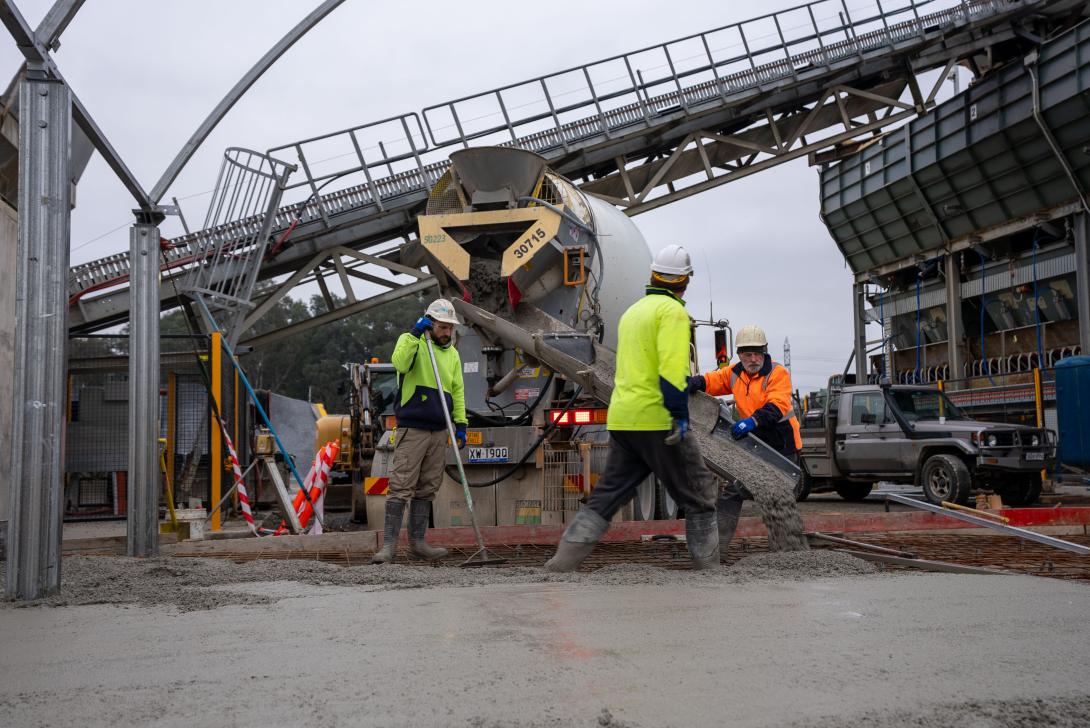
[
  {"left": 1025, "top": 452, "right": 1045, "bottom": 461},
  {"left": 468, "top": 446, "right": 509, "bottom": 463}
]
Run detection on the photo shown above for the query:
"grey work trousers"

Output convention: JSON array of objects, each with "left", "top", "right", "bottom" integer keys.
[
  {"left": 387, "top": 428, "right": 448, "bottom": 503},
  {"left": 584, "top": 430, "right": 717, "bottom": 521}
]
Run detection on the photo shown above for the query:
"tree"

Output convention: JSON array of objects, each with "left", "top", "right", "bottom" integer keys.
[{"left": 152, "top": 290, "right": 429, "bottom": 405}]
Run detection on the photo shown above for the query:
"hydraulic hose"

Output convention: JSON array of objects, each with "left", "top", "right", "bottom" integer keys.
[
  {"left": 466, "top": 372, "right": 555, "bottom": 428},
  {"left": 450, "top": 384, "right": 584, "bottom": 488}
]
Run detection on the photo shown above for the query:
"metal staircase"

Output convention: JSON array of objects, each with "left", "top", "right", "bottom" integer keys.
[{"left": 67, "top": 0, "right": 1088, "bottom": 338}]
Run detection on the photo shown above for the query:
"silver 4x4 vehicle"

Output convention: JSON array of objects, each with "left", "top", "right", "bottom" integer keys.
[{"left": 799, "top": 377, "right": 1056, "bottom": 505}]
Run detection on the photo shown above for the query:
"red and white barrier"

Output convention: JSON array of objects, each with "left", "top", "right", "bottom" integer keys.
[
  {"left": 216, "top": 418, "right": 258, "bottom": 536},
  {"left": 273, "top": 441, "right": 340, "bottom": 536}
]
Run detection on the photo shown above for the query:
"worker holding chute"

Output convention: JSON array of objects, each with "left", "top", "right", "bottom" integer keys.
[
  {"left": 688, "top": 324, "right": 801, "bottom": 557},
  {"left": 545, "top": 245, "right": 719, "bottom": 572}
]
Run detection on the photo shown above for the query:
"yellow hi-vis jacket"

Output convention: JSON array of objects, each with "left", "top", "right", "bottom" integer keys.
[
  {"left": 391, "top": 332, "right": 467, "bottom": 431},
  {"left": 607, "top": 287, "right": 692, "bottom": 431}
]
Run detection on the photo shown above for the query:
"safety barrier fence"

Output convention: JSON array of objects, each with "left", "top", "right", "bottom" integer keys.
[{"left": 63, "top": 334, "right": 244, "bottom": 522}]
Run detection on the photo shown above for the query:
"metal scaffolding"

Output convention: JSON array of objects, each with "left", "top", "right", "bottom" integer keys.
[{"left": 5, "top": 75, "right": 70, "bottom": 599}]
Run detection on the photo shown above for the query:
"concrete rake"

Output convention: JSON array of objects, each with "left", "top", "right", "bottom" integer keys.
[{"left": 424, "top": 332, "right": 507, "bottom": 567}]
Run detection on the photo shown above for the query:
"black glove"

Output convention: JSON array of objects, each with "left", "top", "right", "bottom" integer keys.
[{"left": 687, "top": 375, "right": 706, "bottom": 393}]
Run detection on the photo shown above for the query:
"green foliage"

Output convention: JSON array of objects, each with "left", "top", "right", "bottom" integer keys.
[
  {"left": 239, "top": 292, "right": 429, "bottom": 409},
  {"left": 149, "top": 291, "right": 430, "bottom": 407}
]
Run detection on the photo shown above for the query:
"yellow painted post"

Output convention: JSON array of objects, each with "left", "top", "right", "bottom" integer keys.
[
  {"left": 937, "top": 379, "right": 945, "bottom": 418},
  {"left": 1033, "top": 366, "right": 1046, "bottom": 485},
  {"left": 166, "top": 372, "right": 176, "bottom": 496},
  {"left": 210, "top": 332, "right": 223, "bottom": 531}
]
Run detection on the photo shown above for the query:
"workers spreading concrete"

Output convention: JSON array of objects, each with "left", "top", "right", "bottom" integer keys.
[
  {"left": 545, "top": 245, "right": 719, "bottom": 572},
  {"left": 688, "top": 324, "right": 802, "bottom": 557},
  {"left": 371, "top": 298, "right": 467, "bottom": 564}
]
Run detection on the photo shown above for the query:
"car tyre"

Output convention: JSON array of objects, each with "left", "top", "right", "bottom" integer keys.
[
  {"left": 834, "top": 482, "right": 873, "bottom": 502},
  {"left": 921, "top": 454, "right": 972, "bottom": 505},
  {"left": 632, "top": 475, "right": 656, "bottom": 520},
  {"left": 794, "top": 471, "right": 813, "bottom": 502},
  {"left": 656, "top": 479, "right": 680, "bottom": 519},
  {"left": 1001, "top": 479, "right": 1043, "bottom": 507}
]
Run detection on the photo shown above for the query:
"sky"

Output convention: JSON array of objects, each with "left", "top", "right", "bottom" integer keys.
[{"left": 1, "top": 0, "right": 968, "bottom": 396}]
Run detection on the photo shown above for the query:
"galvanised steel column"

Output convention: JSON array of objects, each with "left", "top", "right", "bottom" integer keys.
[
  {"left": 852, "top": 283, "right": 867, "bottom": 382},
  {"left": 944, "top": 253, "right": 963, "bottom": 387},
  {"left": 1076, "top": 213, "right": 1090, "bottom": 355},
  {"left": 127, "top": 222, "right": 160, "bottom": 557},
  {"left": 5, "top": 76, "right": 71, "bottom": 600}
]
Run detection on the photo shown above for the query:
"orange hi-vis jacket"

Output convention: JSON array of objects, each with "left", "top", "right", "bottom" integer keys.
[{"left": 702, "top": 357, "right": 802, "bottom": 454}]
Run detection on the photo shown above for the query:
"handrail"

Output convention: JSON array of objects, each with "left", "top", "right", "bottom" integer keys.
[{"left": 67, "top": 0, "right": 1013, "bottom": 306}]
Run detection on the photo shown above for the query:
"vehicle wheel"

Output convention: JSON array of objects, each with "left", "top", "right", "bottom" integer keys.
[
  {"left": 655, "top": 479, "right": 680, "bottom": 520},
  {"left": 921, "top": 454, "right": 972, "bottom": 505},
  {"left": 1001, "top": 479, "right": 1043, "bottom": 507},
  {"left": 834, "top": 483, "right": 873, "bottom": 502},
  {"left": 632, "top": 475, "right": 656, "bottom": 521},
  {"left": 794, "top": 471, "right": 812, "bottom": 502}
]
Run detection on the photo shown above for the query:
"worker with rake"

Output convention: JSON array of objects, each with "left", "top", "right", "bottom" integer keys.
[{"left": 371, "top": 299, "right": 467, "bottom": 564}]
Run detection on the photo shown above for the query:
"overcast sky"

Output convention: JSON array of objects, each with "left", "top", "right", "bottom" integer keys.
[{"left": 3, "top": 0, "right": 967, "bottom": 395}]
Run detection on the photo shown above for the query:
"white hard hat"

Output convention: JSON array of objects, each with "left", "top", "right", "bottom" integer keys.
[
  {"left": 425, "top": 298, "right": 460, "bottom": 325},
  {"left": 736, "top": 324, "right": 768, "bottom": 349},
  {"left": 650, "top": 244, "right": 694, "bottom": 277}
]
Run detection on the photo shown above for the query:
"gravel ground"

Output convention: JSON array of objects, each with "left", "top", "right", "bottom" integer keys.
[
  {"left": 1, "top": 550, "right": 876, "bottom": 611},
  {"left": 791, "top": 694, "right": 1090, "bottom": 728}
]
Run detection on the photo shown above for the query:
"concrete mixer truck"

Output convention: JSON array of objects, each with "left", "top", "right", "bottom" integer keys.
[{"left": 318, "top": 147, "right": 799, "bottom": 530}]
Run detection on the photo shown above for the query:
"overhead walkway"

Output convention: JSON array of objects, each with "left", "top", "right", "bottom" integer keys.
[{"left": 66, "top": 0, "right": 1086, "bottom": 336}]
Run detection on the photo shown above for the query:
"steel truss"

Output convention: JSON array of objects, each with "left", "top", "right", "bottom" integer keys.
[
  {"left": 67, "top": 0, "right": 1081, "bottom": 337},
  {"left": 577, "top": 73, "right": 950, "bottom": 215},
  {"left": 237, "top": 245, "right": 437, "bottom": 349}
]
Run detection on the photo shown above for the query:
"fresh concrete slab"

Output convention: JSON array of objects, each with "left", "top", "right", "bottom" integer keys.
[{"left": 0, "top": 561, "right": 1087, "bottom": 728}]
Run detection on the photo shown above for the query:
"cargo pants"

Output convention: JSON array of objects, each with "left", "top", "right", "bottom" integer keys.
[
  {"left": 387, "top": 428, "right": 448, "bottom": 503},
  {"left": 584, "top": 430, "right": 717, "bottom": 520}
]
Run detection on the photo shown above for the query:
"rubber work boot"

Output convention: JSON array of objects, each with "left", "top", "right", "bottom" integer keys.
[
  {"left": 543, "top": 507, "right": 609, "bottom": 572},
  {"left": 717, "top": 486, "right": 744, "bottom": 561},
  {"left": 371, "top": 499, "right": 406, "bottom": 564},
  {"left": 407, "top": 499, "right": 449, "bottom": 561},
  {"left": 685, "top": 510, "right": 720, "bottom": 570}
]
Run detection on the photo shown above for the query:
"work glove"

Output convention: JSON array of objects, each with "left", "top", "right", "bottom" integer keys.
[
  {"left": 455, "top": 425, "right": 467, "bottom": 450},
  {"left": 411, "top": 316, "right": 433, "bottom": 337},
  {"left": 664, "top": 418, "right": 689, "bottom": 445},
  {"left": 687, "top": 375, "right": 706, "bottom": 393},
  {"left": 730, "top": 417, "right": 757, "bottom": 440}
]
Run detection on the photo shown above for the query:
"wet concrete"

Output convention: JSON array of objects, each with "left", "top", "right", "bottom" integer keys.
[
  {"left": 1, "top": 568, "right": 1086, "bottom": 727},
  {"left": 1, "top": 551, "right": 875, "bottom": 612}
]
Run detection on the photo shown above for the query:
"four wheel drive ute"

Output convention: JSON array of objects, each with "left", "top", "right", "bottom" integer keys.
[{"left": 799, "top": 378, "right": 1056, "bottom": 505}]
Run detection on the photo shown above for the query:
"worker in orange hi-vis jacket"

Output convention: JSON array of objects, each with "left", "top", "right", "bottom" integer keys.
[{"left": 687, "top": 324, "right": 802, "bottom": 558}]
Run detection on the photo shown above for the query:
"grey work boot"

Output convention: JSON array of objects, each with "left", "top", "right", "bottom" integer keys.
[
  {"left": 685, "top": 510, "right": 720, "bottom": 570},
  {"left": 407, "top": 500, "right": 448, "bottom": 561},
  {"left": 371, "top": 499, "right": 406, "bottom": 564},
  {"left": 544, "top": 507, "right": 610, "bottom": 573},
  {"left": 717, "top": 486, "right": 744, "bottom": 561}
]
